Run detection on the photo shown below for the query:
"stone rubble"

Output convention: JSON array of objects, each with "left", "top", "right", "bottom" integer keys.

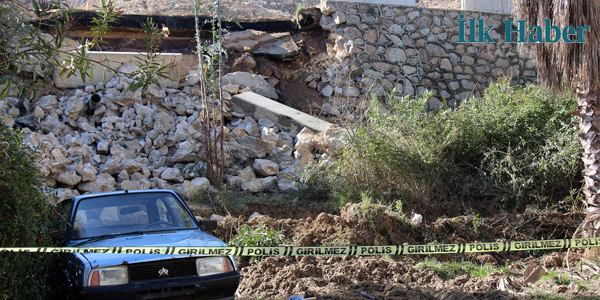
[{"left": 1, "top": 71, "right": 345, "bottom": 201}]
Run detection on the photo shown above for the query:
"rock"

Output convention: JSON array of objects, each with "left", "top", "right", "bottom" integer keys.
[
  {"left": 248, "top": 212, "right": 265, "bottom": 222},
  {"left": 226, "top": 175, "right": 244, "bottom": 190},
  {"left": 161, "top": 167, "right": 184, "bottom": 183},
  {"left": 279, "top": 164, "right": 303, "bottom": 180},
  {"left": 314, "top": 124, "right": 345, "bottom": 154},
  {"left": 385, "top": 48, "right": 407, "bottom": 63},
  {"left": 258, "top": 118, "right": 275, "bottom": 128},
  {"left": 233, "top": 135, "right": 273, "bottom": 160},
  {"left": 15, "top": 115, "right": 39, "bottom": 130},
  {"left": 253, "top": 159, "right": 279, "bottom": 177},
  {"left": 321, "top": 102, "right": 340, "bottom": 116},
  {"left": 321, "top": 85, "right": 334, "bottom": 97},
  {"left": 182, "top": 177, "right": 210, "bottom": 197},
  {"left": 121, "top": 179, "right": 151, "bottom": 190},
  {"left": 278, "top": 178, "right": 298, "bottom": 192},
  {"left": 242, "top": 178, "right": 265, "bottom": 193},
  {"left": 253, "top": 35, "right": 300, "bottom": 61},
  {"left": 77, "top": 173, "right": 116, "bottom": 193},
  {"left": 295, "top": 127, "right": 315, "bottom": 151},
  {"left": 333, "top": 11, "right": 346, "bottom": 24},
  {"left": 269, "top": 144, "right": 294, "bottom": 166},
  {"left": 191, "top": 177, "right": 210, "bottom": 191},
  {"left": 55, "top": 170, "right": 82, "bottom": 187},
  {"left": 36, "top": 95, "right": 58, "bottom": 111},
  {"left": 64, "top": 97, "right": 86, "bottom": 118},
  {"left": 261, "top": 127, "right": 278, "bottom": 148},
  {"left": 78, "top": 163, "right": 97, "bottom": 182},
  {"left": 237, "top": 166, "right": 256, "bottom": 181},
  {"left": 169, "top": 140, "right": 200, "bottom": 164},
  {"left": 97, "top": 139, "right": 110, "bottom": 154},
  {"left": 231, "top": 127, "right": 247, "bottom": 137},
  {"left": 153, "top": 112, "right": 175, "bottom": 135},
  {"left": 210, "top": 214, "right": 226, "bottom": 221},
  {"left": 237, "top": 116, "right": 260, "bottom": 135},
  {"left": 263, "top": 176, "right": 278, "bottom": 190},
  {"left": 54, "top": 188, "right": 79, "bottom": 202},
  {"left": 294, "top": 148, "right": 314, "bottom": 169},
  {"left": 222, "top": 72, "right": 279, "bottom": 100},
  {"left": 223, "top": 84, "right": 240, "bottom": 95}
]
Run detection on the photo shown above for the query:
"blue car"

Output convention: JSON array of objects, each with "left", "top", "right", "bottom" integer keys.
[{"left": 55, "top": 189, "right": 240, "bottom": 300}]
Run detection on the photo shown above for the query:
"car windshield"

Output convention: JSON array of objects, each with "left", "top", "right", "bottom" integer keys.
[{"left": 71, "top": 192, "right": 197, "bottom": 239}]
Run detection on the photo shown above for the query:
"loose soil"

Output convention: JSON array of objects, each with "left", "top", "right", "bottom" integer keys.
[{"left": 189, "top": 201, "right": 600, "bottom": 299}]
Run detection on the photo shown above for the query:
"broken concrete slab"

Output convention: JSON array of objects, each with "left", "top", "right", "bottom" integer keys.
[
  {"left": 231, "top": 92, "right": 331, "bottom": 133},
  {"left": 54, "top": 51, "right": 181, "bottom": 89}
]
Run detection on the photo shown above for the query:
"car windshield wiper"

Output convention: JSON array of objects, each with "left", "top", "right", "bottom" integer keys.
[
  {"left": 74, "top": 235, "right": 117, "bottom": 247},
  {"left": 74, "top": 230, "right": 174, "bottom": 247}
]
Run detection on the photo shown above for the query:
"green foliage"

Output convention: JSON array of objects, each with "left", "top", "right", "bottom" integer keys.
[
  {"left": 228, "top": 225, "right": 287, "bottom": 262},
  {"left": 336, "top": 79, "right": 581, "bottom": 211},
  {"left": 0, "top": 123, "right": 59, "bottom": 299},
  {"left": 295, "top": 161, "right": 334, "bottom": 202},
  {"left": 294, "top": 3, "right": 304, "bottom": 15},
  {"left": 1, "top": 0, "right": 73, "bottom": 98},
  {"left": 414, "top": 257, "right": 507, "bottom": 280},
  {"left": 126, "top": 17, "right": 170, "bottom": 94},
  {"left": 2, "top": 0, "right": 170, "bottom": 99}
]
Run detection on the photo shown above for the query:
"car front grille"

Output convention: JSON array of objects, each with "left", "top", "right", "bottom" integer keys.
[{"left": 129, "top": 258, "right": 197, "bottom": 281}]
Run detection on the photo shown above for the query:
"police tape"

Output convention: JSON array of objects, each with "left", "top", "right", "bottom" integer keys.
[{"left": 1, "top": 237, "right": 599, "bottom": 256}]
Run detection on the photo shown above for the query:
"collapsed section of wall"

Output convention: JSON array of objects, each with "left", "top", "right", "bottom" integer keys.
[{"left": 318, "top": 1, "right": 536, "bottom": 108}]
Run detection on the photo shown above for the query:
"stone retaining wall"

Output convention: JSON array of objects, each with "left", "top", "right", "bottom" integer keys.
[{"left": 316, "top": 1, "right": 537, "bottom": 108}]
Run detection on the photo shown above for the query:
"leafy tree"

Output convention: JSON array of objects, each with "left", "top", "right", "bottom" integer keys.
[{"left": 0, "top": 123, "right": 60, "bottom": 299}]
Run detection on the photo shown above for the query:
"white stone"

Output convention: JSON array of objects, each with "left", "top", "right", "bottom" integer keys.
[
  {"left": 161, "top": 168, "right": 184, "bottom": 183},
  {"left": 253, "top": 159, "right": 279, "bottom": 177}
]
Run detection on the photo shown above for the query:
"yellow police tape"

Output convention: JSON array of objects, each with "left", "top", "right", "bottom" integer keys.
[{"left": 1, "top": 238, "right": 599, "bottom": 256}]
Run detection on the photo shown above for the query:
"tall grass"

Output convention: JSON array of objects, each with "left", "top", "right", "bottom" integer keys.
[{"left": 335, "top": 78, "right": 581, "bottom": 212}]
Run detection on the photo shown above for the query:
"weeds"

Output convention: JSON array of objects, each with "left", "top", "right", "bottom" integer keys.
[
  {"left": 414, "top": 257, "right": 507, "bottom": 280},
  {"left": 334, "top": 79, "right": 581, "bottom": 212},
  {"left": 228, "top": 225, "right": 287, "bottom": 262}
]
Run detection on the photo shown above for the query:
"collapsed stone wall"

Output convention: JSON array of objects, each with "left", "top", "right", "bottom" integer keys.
[
  {"left": 314, "top": 1, "right": 537, "bottom": 109},
  {"left": 1, "top": 70, "right": 343, "bottom": 202}
]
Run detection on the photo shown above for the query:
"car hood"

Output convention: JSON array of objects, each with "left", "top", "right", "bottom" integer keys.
[{"left": 67, "top": 230, "right": 228, "bottom": 268}]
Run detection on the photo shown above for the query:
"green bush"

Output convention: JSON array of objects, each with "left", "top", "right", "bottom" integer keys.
[
  {"left": 335, "top": 78, "right": 581, "bottom": 211},
  {"left": 228, "top": 225, "right": 287, "bottom": 262},
  {"left": 0, "top": 123, "right": 59, "bottom": 299}
]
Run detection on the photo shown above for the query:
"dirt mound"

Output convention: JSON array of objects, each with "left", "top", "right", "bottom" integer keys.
[
  {"left": 236, "top": 255, "right": 511, "bottom": 299},
  {"left": 189, "top": 201, "right": 599, "bottom": 299}
]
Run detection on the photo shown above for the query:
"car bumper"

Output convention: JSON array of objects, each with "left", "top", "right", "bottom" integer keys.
[{"left": 77, "top": 272, "right": 240, "bottom": 300}]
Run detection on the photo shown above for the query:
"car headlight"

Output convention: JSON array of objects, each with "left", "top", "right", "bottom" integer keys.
[
  {"left": 88, "top": 266, "right": 128, "bottom": 286},
  {"left": 196, "top": 257, "right": 234, "bottom": 276}
]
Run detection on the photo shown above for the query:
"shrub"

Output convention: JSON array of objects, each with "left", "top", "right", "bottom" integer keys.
[
  {"left": 335, "top": 78, "right": 581, "bottom": 211},
  {"left": 295, "top": 161, "right": 335, "bottom": 202},
  {"left": 0, "top": 123, "right": 59, "bottom": 299},
  {"left": 228, "top": 225, "right": 287, "bottom": 262}
]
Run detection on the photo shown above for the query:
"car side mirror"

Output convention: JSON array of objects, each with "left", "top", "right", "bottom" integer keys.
[{"left": 198, "top": 220, "right": 218, "bottom": 231}]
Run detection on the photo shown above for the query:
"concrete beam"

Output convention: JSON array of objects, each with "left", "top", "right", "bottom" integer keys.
[
  {"left": 231, "top": 92, "right": 331, "bottom": 133},
  {"left": 54, "top": 51, "right": 181, "bottom": 88}
]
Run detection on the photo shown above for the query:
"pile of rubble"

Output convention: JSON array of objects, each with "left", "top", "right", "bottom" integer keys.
[{"left": 1, "top": 69, "right": 344, "bottom": 202}]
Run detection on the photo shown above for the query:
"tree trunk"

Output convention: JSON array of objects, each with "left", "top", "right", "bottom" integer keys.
[{"left": 577, "top": 89, "right": 600, "bottom": 237}]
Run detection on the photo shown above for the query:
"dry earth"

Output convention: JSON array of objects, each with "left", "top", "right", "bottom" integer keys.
[{"left": 189, "top": 202, "right": 600, "bottom": 300}]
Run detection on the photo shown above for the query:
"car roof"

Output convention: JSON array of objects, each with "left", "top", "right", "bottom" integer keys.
[{"left": 66, "top": 189, "right": 180, "bottom": 203}]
